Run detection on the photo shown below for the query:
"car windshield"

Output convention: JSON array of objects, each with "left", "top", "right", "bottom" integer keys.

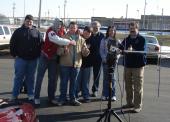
[{"left": 144, "top": 36, "right": 158, "bottom": 44}]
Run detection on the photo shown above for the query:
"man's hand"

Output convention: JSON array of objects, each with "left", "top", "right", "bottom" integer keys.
[{"left": 69, "top": 40, "right": 76, "bottom": 46}]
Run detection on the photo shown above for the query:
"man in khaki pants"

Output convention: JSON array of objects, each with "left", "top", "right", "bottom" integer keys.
[{"left": 121, "top": 22, "right": 146, "bottom": 113}]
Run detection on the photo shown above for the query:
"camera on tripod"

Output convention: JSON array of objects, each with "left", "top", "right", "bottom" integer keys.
[
  {"left": 97, "top": 41, "right": 123, "bottom": 122},
  {"left": 106, "top": 44, "right": 120, "bottom": 69}
]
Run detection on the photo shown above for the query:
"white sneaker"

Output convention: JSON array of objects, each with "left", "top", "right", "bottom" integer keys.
[
  {"left": 34, "top": 99, "right": 40, "bottom": 105},
  {"left": 49, "top": 99, "right": 58, "bottom": 105},
  {"left": 111, "top": 96, "right": 117, "bottom": 101}
]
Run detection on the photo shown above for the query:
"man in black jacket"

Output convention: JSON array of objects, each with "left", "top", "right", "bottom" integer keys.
[
  {"left": 121, "top": 22, "right": 146, "bottom": 113},
  {"left": 10, "top": 15, "right": 43, "bottom": 101},
  {"left": 90, "top": 21, "right": 104, "bottom": 97}
]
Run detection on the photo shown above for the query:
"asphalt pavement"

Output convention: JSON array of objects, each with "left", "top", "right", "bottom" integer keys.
[{"left": 0, "top": 52, "right": 170, "bottom": 122}]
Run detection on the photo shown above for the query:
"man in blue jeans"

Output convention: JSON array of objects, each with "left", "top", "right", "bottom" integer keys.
[
  {"left": 10, "top": 15, "right": 43, "bottom": 101},
  {"left": 90, "top": 21, "right": 104, "bottom": 97},
  {"left": 34, "top": 18, "right": 75, "bottom": 105},
  {"left": 58, "top": 22, "right": 89, "bottom": 106},
  {"left": 76, "top": 26, "right": 92, "bottom": 103}
]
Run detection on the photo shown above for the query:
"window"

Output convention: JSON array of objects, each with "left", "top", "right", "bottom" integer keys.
[
  {"left": 3, "top": 26, "right": 10, "bottom": 35},
  {"left": 145, "top": 37, "right": 158, "bottom": 44},
  {"left": 0, "top": 26, "right": 4, "bottom": 35}
]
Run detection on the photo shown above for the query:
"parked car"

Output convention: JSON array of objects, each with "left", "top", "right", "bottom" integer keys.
[
  {"left": 0, "top": 25, "right": 12, "bottom": 50},
  {"left": 142, "top": 34, "right": 160, "bottom": 64}
]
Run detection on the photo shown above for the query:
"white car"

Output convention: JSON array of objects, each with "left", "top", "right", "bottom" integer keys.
[
  {"left": 40, "top": 32, "right": 46, "bottom": 41},
  {"left": 143, "top": 35, "right": 160, "bottom": 61},
  {"left": 0, "top": 25, "right": 12, "bottom": 50}
]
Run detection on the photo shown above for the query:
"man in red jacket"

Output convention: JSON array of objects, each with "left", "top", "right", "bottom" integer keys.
[{"left": 34, "top": 18, "right": 75, "bottom": 105}]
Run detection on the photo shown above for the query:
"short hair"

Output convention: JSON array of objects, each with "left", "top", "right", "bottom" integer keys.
[
  {"left": 24, "top": 14, "right": 34, "bottom": 20},
  {"left": 69, "top": 21, "right": 77, "bottom": 27},
  {"left": 91, "top": 21, "right": 101, "bottom": 27},
  {"left": 83, "top": 26, "right": 92, "bottom": 33},
  {"left": 129, "top": 21, "right": 139, "bottom": 29}
]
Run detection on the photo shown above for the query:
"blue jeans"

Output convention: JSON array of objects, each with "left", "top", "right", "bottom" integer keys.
[
  {"left": 12, "top": 57, "right": 38, "bottom": 97},
  {"left": 59, "top": 65, "right": 80, "bottom": 101},
  {"left": 92, "top": 62, "right": 102, "bottom": 93},
  {"left": 76, "top": 67, "right": 91, "bottom": 99},
  {"left": 102, "top": 63, "right": 116, "bottom": 97},
  {"left": 34, "top": 53, "right": 59, "bottom": 100}
]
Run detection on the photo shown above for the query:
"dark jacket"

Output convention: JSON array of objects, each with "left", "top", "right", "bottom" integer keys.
[
  {"left": 81, "top": 37, "right": 92, "bottom": 68},
  {"left": 10, "top": 25, "right": 43, "bottom": 60},
  {"left": 89, "top": 32, "right": 104, "bottom": 65},
  {"left": 121, "top": 34, "right": 146, "bottom": 68}
]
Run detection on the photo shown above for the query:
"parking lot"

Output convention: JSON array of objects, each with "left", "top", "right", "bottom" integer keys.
[{"left": 0, "top": 51, "right": 170, "bottom": 122}]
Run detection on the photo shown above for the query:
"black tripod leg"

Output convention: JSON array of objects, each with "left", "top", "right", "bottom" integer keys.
[
  {"left": 111, "top": 110, "right": 123, "bottom": 122},
  {"left": 104, "top": 110, "right": 111, "bottom": 122},
  {"left": 97, "top": 110, "right": 108, "bottom": 122},
  {"left": 107, "top": 111, "right": 111, "bottom": 122}
]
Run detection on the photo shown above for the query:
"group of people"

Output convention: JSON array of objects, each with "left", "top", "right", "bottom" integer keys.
[{"left": 10, "top": 14, "right": 146, "bottom": 113}]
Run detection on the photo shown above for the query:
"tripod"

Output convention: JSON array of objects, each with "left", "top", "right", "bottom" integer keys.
[{"left": 97, "top": 48, "right": 123, "bottom": 122}]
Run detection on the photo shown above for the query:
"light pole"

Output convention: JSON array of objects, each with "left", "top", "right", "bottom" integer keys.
[
  {"left": 161, "top": 8, "right": 164, "bottom": 31},
  {"left": 64, "top": 0, "right": 67, "bottom": 24},
  {"left": 92, "top": 8, "right": 95, "bottom": 17},
  {"left": 136, "top": 9, "right": 139, "bottom": 19},
  {"left": 142, "top": 0, "right": 147, "bottom": 29},
  {"left": 38, "top": 0, "right": 42, "bottom": 28},
  {"left": 24, "top": 0, "right": 25, "bottom": 17},
  {"left": 58, "top": 6, "right": 60, "bottom": 18},
  {"left": 125, "top": 4, "right": 128, "bottom": 30},
  {"left": 48, "top": 9, "right": 50, "bottom": 20},
  {"left": 12, "top": 2, "right": 16, "bottom": 18}
]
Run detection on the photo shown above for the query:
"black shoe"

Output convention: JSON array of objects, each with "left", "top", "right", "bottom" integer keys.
[
  {"left": 82, "top": 98, "right": 91, "bottom": 103},
  {"left": 70, "top": 99, "right": 81, "bottom": 106},
  {"left": 48, "top": 99, "right": 59, "bottom": 105},
  {"left": 57, "top": 100, "right": 66, "bottom": 106}
]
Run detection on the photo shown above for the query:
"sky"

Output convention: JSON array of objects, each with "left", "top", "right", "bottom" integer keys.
[{"left": 1, "top": 0, "right": 170, "bottom": 19}]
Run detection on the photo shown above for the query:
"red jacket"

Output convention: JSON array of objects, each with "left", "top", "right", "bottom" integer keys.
[{"left": 42, "top": 27, "right": 65, "bottom": 59}]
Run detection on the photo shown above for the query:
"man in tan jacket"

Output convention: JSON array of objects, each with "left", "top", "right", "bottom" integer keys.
[{"left": 57, "top": 21, "right": 89, "bottom": 106}]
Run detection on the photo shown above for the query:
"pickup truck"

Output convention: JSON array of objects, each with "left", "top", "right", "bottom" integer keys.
[{"left": 0, "top": 25, "right": 12, "bottom": 50}]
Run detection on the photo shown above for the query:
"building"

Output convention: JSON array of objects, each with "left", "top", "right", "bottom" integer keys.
[
  {"left": 91, "top": 17, "right": 140, "bottom": 30},
  {"left": 141, "top": 15, "right": 170, "bottom": 30},
  {"left": 91, "top": 15, "right": 170, "bottom": 31},
  {"left": 0, "top": 14, "right": 10, "bottom": 25}
]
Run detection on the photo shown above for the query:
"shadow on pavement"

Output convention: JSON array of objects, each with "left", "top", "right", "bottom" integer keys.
[
  {"left": 38, "top": 108, "right": 127, "bottom": 122},
  {"left": 0, "top": 92, "right": 12, "bottom": 95},
  {"left": 38, "top": 110, "right": 101, "bottom": 122}
]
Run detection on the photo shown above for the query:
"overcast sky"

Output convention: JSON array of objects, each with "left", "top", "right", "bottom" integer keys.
[{"left": 1, "top": 0, "right": 170, "bottom": 19}]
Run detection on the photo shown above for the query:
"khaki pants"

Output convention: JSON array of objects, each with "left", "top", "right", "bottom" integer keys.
[{"left": 124, "top": 67, "right": 144, "bottom": 108}]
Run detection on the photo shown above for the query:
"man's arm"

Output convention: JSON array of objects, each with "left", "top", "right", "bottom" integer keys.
[
  {"left": 100, "top": 38, "right": 107, "bottom": 63},
  {"left": 48, "top": 31, "right": 75, "bottom": 46},
  {"left": 10, "top": 30, "right": 18, "bottom": 57}
]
